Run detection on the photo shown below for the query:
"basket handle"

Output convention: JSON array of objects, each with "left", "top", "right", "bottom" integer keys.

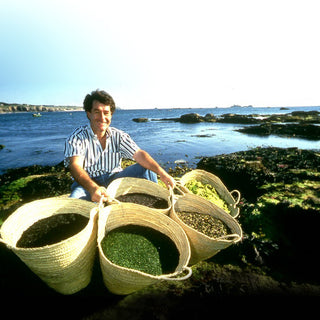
[
  {"left": 108, "top": 198, "right": 121, "bottom": 205},
  {"left": 216, "top": 233, "right": 242, "bottom": 242},
  {"left": 99, "top": 196, "right": 105, "bottom": 211},
  {"left": 158, "top": 266, "right": 192, "bottom": 281},
  {"left": 98, "top": 196, "right": 120, "bottom": 208},
  {"left": 230, "top": 189, "right": 241, "bottom": 206},
  {"left": 171, "top": 181, "right": 189, "bottom": 204},
  {"left": 173, "top": 181, "right": 189, "bottom": 196}
]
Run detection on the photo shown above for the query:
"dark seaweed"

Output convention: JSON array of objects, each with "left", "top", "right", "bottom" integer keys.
[
  {"left": 116, "top": 193, "right": 169, "bottom": 209},
  {"left": 176, "top": 211, "right": 231, "bottom": 238},
  {"left": 16, "top": 213, "right": 89, "bottom": 248}
]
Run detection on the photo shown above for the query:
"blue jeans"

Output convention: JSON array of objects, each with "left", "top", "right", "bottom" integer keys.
[{"left": 69, "top": 164, "right": 158, "bottom": 201}]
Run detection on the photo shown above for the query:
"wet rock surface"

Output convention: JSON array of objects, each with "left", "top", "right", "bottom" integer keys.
[
  {"left": 197, "top": 147, "right": 320, "bottom": 201},
  {"left": 132, "top": 118, "right": 149, "bottom": 122},
  {"left": 237, "top": 122, "right": 320, "bottom": 140},
  {"left": 198, "top": 147, "right": 320, "bottom": 285}
]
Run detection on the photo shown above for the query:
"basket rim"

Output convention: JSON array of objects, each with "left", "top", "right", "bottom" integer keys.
[
  {"left": 0, "top": 197, "right": 97, "bottom": 250},
  {"left": 97, "top": 203, "right": 191, "bottom": 277}
]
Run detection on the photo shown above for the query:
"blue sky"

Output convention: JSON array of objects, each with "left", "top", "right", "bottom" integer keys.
[{"left": 0, "top": 0, "right": 319, "bottom": 108}]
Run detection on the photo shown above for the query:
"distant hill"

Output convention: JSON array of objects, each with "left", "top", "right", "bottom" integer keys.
[{"left": 0, "top": 102, "right": 82, "bottom": 113}]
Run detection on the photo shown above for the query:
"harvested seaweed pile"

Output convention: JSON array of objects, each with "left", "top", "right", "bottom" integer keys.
[
  {"left": 116, "top": 193, "right": 169, "bottom": 209},
  {"left": 176, "top": 211, "right": 230, "bottom": 238},
  {"left": 183, "top": 180, "right": 230, "bottom": 213},
  {"left": 100, "top": 225, "right": 179, "bottom": 275},
  {"left": 17, "top": 213, "right": 89, "bottom": 248}
]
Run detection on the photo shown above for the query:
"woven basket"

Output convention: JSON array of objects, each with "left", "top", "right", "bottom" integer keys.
[
  {"left": 178, "top": 169, "right": 241, "bottom": 218},
  {"left": 106, "top": 177, "right": 172, "bottom": 215},
  {"left": 170, "top": 193, "right": 242, "bottom": 265},
  {"left": 97, "top": 203, "right": 192, "bottom": 295},
  {"left": 0, "top": 198, "right": 97, "bottom": 295}
]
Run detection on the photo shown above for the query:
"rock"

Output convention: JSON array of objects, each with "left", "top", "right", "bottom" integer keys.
[
  {"left": 0, "top": 104, "right": 81, "bottom": 113},
  {"left": 204, "top": 113, "right": 216, "bottom": 122},
  {"left": 179, "top": 113, "right": 204, "bottom": 123},
  {"left": 191, "top": 133, "right": 215, "bottom": 137},
  {"left": 217, "top": 113, "right": 261, "bottom": 124},
  {"left": 174, "top": 159, "right": 187, "bottom": 164},
  {"left": 197, "top": 147, "right": 320, "bottom": 285},
  {"left": 214, "top": 111, "right": 320, "bottom": 125},
  {"left": 291, "top": 110, "right": 319, "bottom": 117},
  {"left": 151, "top": 113, "right": 216, "bottom": 123},
  {"left": 132, "top": 118, "right": 149, "bottom": 122},
  {"left": 266, "top": 111, "right": 320, "bottom": 123},
  {"left": 237, "top": 123, "right": 320, "bottom": 140}
]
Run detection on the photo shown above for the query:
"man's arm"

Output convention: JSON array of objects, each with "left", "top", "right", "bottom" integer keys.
[
  {"left": 133, "top": 149, "right": 175, "bottom": 188},
  {"left": 68, "top": 156, "right": 110, "bottom": 202}
]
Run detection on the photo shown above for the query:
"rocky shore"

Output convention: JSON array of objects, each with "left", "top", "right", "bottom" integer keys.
[
  {"left": 0, "top": 148, "right": 319, "bottom": 318},
  {"left": 0, "top": 102, "right": 82, "bottom": 113},
  {"left": 133, "top": 110, "right": 320, "bottom": 140}
]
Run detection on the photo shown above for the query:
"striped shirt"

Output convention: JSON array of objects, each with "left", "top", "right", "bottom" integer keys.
[{"left": 64, "top": 125, "right": 140, "bottom": 178}]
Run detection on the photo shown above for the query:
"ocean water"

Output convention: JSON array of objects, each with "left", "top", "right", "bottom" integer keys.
[{"left": 0, "top": 106, "right": 319, "bottom": 173}]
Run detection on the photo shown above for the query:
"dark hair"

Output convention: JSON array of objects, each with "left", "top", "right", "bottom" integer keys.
[{"left": 83, "top": 89, "right": 116, "bottom": 114}]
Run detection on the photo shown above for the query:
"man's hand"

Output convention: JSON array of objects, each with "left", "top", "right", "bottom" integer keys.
[
  {"left": 90, "top": 186, "right": 112, "bottom": 203},
  {"left": 69, "top": 156, "right": 113, "bottom": 203},
  {"left": 159, "top": 171, "right": 176, "bottom": 189},
  {"left": 133, "top": 149, "right": 176, "bottom": 189}
]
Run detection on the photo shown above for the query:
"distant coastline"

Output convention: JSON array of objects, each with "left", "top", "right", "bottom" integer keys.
[{"left": 0, "top": 102, "right": 82, "bottom": 113}]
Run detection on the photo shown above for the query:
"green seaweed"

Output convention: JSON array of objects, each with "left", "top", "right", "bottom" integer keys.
[
  {"left": 101, "top": 225, "right": 179, "bottom": 276},
  {"left": 258, "top": 179, "right": 320, "bottom": 211},
  {"left": 184, "top": 180, "right": 230, "bottom": 213},
  {"left": 0, "top": 176, "right": 35, "bottom": 207}
]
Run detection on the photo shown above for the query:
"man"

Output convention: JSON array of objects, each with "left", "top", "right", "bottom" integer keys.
[{"left": 64, "top": 89, "right": 175, "bottom": 203}]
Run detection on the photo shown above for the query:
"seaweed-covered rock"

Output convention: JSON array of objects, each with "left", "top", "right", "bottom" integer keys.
[
  {"left": 204, "top": 113, "right": 216, "bottom": 122},
  {"left": 197, "top": 147, "right": 320, "bottom": 200},
  {"left": 237, "top": 123, "right": 320, "bottom": 140},
  {"left": 197, "top": 147, "right": 320, "bottom": 284},
  {"left": 132, "top": 118, "right": 149, "bottom": 122},
  {"left": 179, "top": 113, "right": 204, "bottom": 123},
  {"left": 218, "top": 110, "right": 320, "bottom": 124},
  {"left": 0, "top": 163, "right": 72, "bottom": 224},
  {"left": 218, "top": 113, "right": 261, "bottom": 124},
  {"left": 147, "top": 110, "right": 320, "bottom": 127}
]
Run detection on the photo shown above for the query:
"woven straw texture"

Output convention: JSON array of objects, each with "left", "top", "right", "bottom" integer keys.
[
  {"left": 106, "top": 177, "right": 172, "bottom": 215},
  {"left": 179, "top": 169, "right": 241, "bottom": 218},
  {"left": 170, "top": 193, "right": 242, "bottom": 265},
  {"left": 97, "top": 203, "right": 192, "bottom": 295},
  {"left": 0, "top": 197, "right": 97, "bottom": 295}
]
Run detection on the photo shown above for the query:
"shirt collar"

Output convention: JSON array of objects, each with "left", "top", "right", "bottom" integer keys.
[{"left": 86, "top": 125, "right": 111, "bottom": 139}]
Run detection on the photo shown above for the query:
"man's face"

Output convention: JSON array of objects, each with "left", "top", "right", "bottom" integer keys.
[{"left": 87, "top": 100, "right": 112, "bottom": 134}]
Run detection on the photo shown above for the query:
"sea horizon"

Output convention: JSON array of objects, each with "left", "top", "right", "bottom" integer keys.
[{"left": 1, "top": 101, "right": 320, "bottom": 112}]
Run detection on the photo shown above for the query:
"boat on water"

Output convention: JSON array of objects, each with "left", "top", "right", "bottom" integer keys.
[{"left": 32, "top": 113, "right": 41, "bottom": 117}]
